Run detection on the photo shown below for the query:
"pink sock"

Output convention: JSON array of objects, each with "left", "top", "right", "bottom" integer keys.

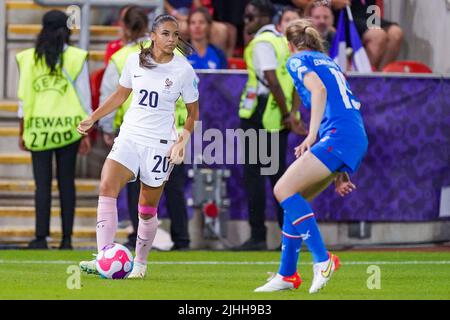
[
  {"left": 135, "top": 216, "right": 158, "bottom": 265},
  {"left": 96, "top": 196, "right": 118, "bottom": 252}
]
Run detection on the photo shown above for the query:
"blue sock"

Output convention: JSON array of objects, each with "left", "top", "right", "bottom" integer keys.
[
  {"left": 278, "top": 217, "right": 302, "bottom": 276},
  {"left": 280, "top": 193, "right": 328, "bottom": 263}
]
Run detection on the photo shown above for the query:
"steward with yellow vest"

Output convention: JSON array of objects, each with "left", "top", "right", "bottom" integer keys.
[
  {"left": 16, "top": 10, "right": 92, "bottom": 250},
  {"left": 234, "top": 0, "right": 306, "bottom": 251}
]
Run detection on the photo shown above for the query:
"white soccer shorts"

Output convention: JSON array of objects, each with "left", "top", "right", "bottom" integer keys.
[{"left": 107, "top": 136, "right": 175, "bottom": 187}]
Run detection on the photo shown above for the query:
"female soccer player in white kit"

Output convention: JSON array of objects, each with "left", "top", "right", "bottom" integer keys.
[{"left": 77, "top": 14, "right": 199, "bottom": 279}]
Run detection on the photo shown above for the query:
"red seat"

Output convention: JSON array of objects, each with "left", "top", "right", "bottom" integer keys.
[
  {"left": 227, "top": 57, "right": 246, "bottom": 70},
  {"left": 90, "top": 67, "right": 105, "bottom": 111},
  {"left": 382, "top": 61, "right": 432, "bottom": 74},
  {"left": 88, "top": 67, "right": 105, "bottom": 142}
]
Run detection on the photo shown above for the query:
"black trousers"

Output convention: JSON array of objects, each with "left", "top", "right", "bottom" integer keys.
[
  {"left": 164, "top": 163, "right": 190, "bottom": 247},
  {"left": 126, "top": 178, "right": 140, "bottom": 243},
  {"left": 127, "top": 164, "right": 189, "bottom": 247},
  {"left": 31, "top": 140, "right": 80, "bottom": 239},
  {"left": 240, "top": 98, "right": 288, "bottom": 241}
]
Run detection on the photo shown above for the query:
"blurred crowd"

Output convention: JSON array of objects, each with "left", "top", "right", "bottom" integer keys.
[{"left": 98, "top": 0, "right": 403, "bottom": 72}]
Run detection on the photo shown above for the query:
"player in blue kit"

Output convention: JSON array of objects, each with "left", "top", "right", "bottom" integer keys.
[{"left": 255, "top": 19, "right": 368, "bottom": 294}]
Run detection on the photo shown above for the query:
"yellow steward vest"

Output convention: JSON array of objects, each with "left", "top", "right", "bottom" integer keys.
[
  {"left": 239, "top": 31, "right": 295, "bottom": 132},
  {"left": 16, "top": 46, "right": 89, "bottom": 151}
]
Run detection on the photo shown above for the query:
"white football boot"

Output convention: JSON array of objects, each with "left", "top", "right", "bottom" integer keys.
[
  {"left": 79, "top": 254, "right": 99, "bottom": 275},
  {"left": 127, "top": 261, "right": 147, "bottom": 279},
  {"left": 254, "top": 272, "right": 302, "bottom": 292},
  {"left": 309, "top": 252, "right": 340, "bottom": 294}
]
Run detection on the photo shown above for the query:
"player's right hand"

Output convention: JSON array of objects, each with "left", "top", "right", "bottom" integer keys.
[
  {"left": 295, "top": 134, "right": 316, "bottom": 158},
  {"left": 77, "top": 118, "right": 95, "bottom": 136}
]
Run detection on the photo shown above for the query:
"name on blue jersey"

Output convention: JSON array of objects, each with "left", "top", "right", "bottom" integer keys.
[{"left": 313, "top": 59, "right": 336, "bottom": 68}]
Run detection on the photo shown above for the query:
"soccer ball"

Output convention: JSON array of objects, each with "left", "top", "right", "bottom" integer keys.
[{"left": 96, "top": 243, "right": 134, "bottom": 279}]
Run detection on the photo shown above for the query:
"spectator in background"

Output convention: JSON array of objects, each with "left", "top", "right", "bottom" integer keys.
[
  {"left": 164, "top": 0, "right": 196, "bottom": 38},
  {"left": 89, "top": 5, "right": 135, "bottom": 116},
  {"left": 246, "top": 1, "right": 306, "bottom": 45},
  {"left": 211, "top": 0, "right": 246, "bottom": 56},
  {"left": 275, "top": 6, "right": 302, "bottom": 35},
  {"left": 199, "top": 0, "right": 237, "bottom": 57},
  {"left": 103, "top": 6, "right": 129, "bottom": 66},
  {"left": 187, "top": 7, "right": 228, "bottom": 69},
  {"left": 310, "top": 1, "right": 335, "bottom": 54},
  {"left": 100, "top": 6, "right": 150, "bottom": 145},
  {"left": 16, "top": 10, "right": 91, "bottom": 249},
  {"left": 292, "top": 0, "right": 315, "bottom": 8},
  {"left": 272, "top": 0, "right": 312, "bottom": 13},
  {"left": 331, "top": 0, "right": 403, "bottom": 70},
  {"left": 272, "top": 0, "right": 298, "bottom": 16},
  {"left": 164, "top": 0, "right": 235, "bottom": 56}
]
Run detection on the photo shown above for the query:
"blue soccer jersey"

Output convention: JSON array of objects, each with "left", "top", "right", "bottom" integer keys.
[
  {"left": 287, "top": 50, "right": 368, "bottom": 172},
  {"left": 188, "top": 45, "right": 227, "bottom": 70}
]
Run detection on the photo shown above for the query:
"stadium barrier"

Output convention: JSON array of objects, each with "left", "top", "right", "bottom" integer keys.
[{"left": 152, "top": 71, "right": 450, "bottom": 223}]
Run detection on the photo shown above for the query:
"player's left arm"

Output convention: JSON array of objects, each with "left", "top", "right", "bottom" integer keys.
[
  {"left": 168, "top": 66, "right": 200, "bottom": 165},
  {"left": 179, "top": 100, "right": 199, "bottom": 144},
  {"left": 168, "top": 100, "right": 199, "bottom": 165},
  {"left": 288, "top": 89, "right": 308, "bottom": 136},
  {"left": 295, "top": 71, "right": 327, "bottom": 157}
]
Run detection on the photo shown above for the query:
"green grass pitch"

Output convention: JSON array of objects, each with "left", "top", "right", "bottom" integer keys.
[{"left": 0, "top": 250, "right": 449, "bottom": 300}]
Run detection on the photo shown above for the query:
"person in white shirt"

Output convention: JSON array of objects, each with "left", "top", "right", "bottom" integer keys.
[{"left": 77, "top": 14, "right": 199, "bottom": 279}]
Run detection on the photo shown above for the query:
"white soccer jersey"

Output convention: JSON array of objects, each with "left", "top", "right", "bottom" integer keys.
[{"left": 118, "top": 52, "right": 199, "bottom": 144}]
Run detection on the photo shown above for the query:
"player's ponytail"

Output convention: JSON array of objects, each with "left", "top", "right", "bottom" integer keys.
[
  {"left": 139, "top": 14, "right": 195, "bottom": 70},
  {"left": 285, "top": 19, "right": 325, "bottom": 53},
  {"left": 139, "top": 42, "right": 155, "bottom": 69},
  {"left": 177, "top": 37, "right": 195, "bottom": 58}
]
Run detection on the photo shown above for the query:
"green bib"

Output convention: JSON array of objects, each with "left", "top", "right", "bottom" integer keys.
[
  {"left": 175, "top": 98, "right": 188, "bottom": 134},
  {"left": 110, "top": 41, "right": 187, "bottom": 132},
  {"left": 239, "top": 31, "right": 295, "bottom": 132},
  {"left": 16, "top": 46, "right": 89, "bottom": 151}
]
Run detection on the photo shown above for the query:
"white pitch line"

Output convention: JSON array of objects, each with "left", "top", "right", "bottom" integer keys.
[{"left": 0, "top": 260, "right": 450, "bottom": 265}]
